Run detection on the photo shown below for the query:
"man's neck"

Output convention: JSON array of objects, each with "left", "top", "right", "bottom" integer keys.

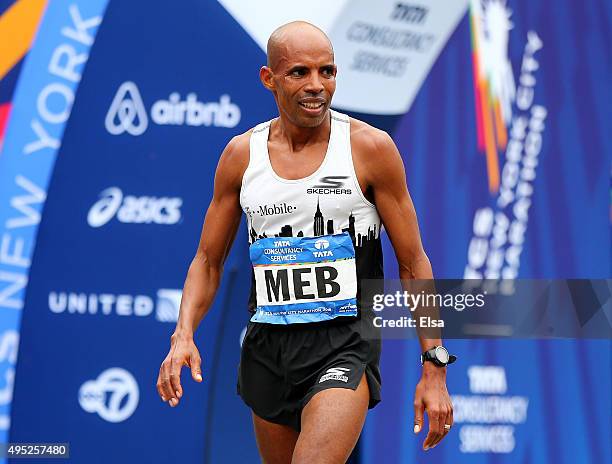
[{"left": 272, "top": 110, "right": 331, "bottom": 152}]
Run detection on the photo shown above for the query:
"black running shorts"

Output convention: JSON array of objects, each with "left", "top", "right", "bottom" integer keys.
[{"left": 237, "top": 312, "right": 381, "bottom": 432}]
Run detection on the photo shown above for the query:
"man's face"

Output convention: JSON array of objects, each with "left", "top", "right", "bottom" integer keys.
[{"left": 263, "top": 34, "right": 336, "bottom": 128}]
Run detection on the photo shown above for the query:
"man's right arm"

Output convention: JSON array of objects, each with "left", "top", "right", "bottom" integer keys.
[{"left": 157, "top": 133, "right": 249, "bottom": 407}]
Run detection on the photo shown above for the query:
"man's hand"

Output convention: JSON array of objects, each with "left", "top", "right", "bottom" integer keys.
[
  {"left": 157, "top": 332, "right": 203, "bottom": 407},
  {"left": 413, "top": 363, "right": 453, "bottom": 450}
]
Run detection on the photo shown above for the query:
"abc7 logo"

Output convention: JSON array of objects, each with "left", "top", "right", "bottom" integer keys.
[{"left": 79, "top": 368, "right": 139, "bottom": 423}]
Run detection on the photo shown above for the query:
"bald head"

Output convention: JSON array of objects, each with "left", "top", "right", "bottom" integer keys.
[
  {"left": 261, "top": 21, "right": 336, "bottom": 128},
  {"left": 266, "top": 21, "right": 333, "bottom": 71}
]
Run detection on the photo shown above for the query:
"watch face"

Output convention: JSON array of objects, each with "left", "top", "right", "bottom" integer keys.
[{"left": 435, "top": 346, "right": 449, "bottom": 364}]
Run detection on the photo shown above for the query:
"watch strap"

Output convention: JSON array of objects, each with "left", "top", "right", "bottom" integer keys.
[{"left": 421, "top": 347, "right": 457, "bottom": 366}]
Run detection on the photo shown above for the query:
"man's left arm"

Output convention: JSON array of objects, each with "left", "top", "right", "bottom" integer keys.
[{"left": 363, "top": 129, "right": 453, "bottom": 451}]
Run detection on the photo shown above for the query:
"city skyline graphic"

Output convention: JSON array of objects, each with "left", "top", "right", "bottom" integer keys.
[{"left": 247, "top": 199, "right": 380, "bottom": 251}]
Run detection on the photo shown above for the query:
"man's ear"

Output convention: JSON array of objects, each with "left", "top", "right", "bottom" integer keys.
[{"left": 260, "top": 66, "right": 274, "bottom": 91}]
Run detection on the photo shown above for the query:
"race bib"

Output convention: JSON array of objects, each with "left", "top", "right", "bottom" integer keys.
[{"left": 249, "top": 232, "right": 358, "bottom": 324}]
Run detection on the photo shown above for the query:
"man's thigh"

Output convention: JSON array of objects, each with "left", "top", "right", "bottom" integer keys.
[
  {"left": 252, "top": 413, "right": 300, "bottom": 464},
  {"left": 292, "top": 374, "right": 369, "bottom": 464}
]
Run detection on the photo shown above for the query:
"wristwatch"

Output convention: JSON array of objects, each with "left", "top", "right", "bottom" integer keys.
[{"left": 420, "top": 346, "right": 457, "bottom": 367}]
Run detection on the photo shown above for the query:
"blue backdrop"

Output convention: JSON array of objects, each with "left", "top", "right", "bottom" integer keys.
[
  {"left": 361, "top": 0, "right": 611, "bottom": 462},
  {"left": 0, "top": 0, "right": 609, "bottom": 463}
]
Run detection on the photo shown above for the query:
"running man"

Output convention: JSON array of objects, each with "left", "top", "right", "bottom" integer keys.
[{"left": 157, "top": 21, "right": 455, "bottom": 463}]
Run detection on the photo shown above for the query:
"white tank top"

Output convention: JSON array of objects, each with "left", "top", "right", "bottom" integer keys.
[{"left": 240, "top": 110, "right": 384, "bottom": 323}]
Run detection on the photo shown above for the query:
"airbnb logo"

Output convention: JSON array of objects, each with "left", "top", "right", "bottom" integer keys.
[
  {"left": 105, "top": 81, "right": 148, "bottom": 136},
  {"left": 104, "top": 81, "right": 241, "bottom": 136}
]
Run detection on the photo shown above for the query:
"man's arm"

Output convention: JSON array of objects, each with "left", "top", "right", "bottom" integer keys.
[
  {"left": 156, "top": 133, "right": 249, "bottom": 408},
  {"left": 359, "top": 129, "right": 438, "bottom": 342},
  {"left": 353, "top": 125, "right": 453, "bottom": 450}
]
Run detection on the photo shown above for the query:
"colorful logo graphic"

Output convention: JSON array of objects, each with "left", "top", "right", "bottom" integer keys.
[
  {"left": 0, "top": 0, "right": 48, "bottom": 151},
  {"left": 469, "top": 0, "right": 515, "bottom": 193}
]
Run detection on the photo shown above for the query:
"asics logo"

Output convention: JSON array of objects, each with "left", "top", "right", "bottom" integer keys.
[
  {"left": 87, "top": 187, "right": 182, "bottom": 228},
  {"left": 105, "top": 81, "right": 148, "bottom": 136}
]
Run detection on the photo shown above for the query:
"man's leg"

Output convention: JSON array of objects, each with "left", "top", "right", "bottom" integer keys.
[
  {"left": 292, "top": 374, "right": 369, "bottom": 464},
  {"left": 253, "top": 413, "right": 300, "bottom": 464}
]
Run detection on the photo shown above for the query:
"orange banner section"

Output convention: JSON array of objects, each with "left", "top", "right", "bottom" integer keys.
[{"left": 0, "top": 0, "right": 47, "bottom": 80}]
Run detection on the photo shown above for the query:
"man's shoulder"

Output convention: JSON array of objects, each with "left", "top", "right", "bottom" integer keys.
[
  {"left": 218, "top": 128, "right": 252, "bottom": 172},
  {"left": 346, "top": 115, "right": 396, "bottom": 158},
  {"left": 225, "top": 128, "right": 252, "bottom": 156},
  {"left": 224, "top": 117, "right": 274, "bottom": 155},
  {"left": 215, "top": 129, "right": 253, "bottom": 186}
]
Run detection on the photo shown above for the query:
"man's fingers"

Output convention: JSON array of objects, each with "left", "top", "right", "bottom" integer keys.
[
  {"left": 190, "top": 353, "right": 203, "bottom": 382},
  {"left": 169, "top": 360, "right": 183, "bottom": 405},
  {"left": 156, "top": 376, "right": 166, "bottom": 402},
  {"left": 413, "top": 400, "right": 424, "bottom": 434},
  {"left": 432, "top": 406, "right": 449, "bottom": 447},
  {"left": 441, "top": 403, "right": 454, "bottom": 439},
  {"left": 158, "top": 361, "right": 174, "bottom": 402},
  {"left": 430, "top": 404, "right": 453, "bottom": 448},
  {"left": 423, "top": 407, "right": 441, "bottom": 450},
  {"left": 443, "top": 403, "right": 453, "bottom": 436}
]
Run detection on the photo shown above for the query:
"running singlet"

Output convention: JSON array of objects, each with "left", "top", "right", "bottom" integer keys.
[{"left": 240, "top": 110, "right": 384, "bottom": 324}]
